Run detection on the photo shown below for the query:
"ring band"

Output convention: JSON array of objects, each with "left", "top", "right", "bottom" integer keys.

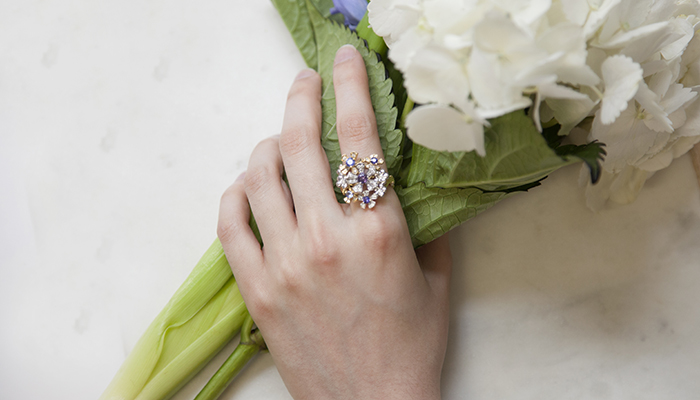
[{"left": 335, "top": 152, "right": 393, "bottom": 209}]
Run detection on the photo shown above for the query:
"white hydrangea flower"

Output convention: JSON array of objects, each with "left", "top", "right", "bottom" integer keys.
[
  {"left": 582, "top": 1, "right": 700, "bottom": 209},
  {"left": 369, "top": 0, "right": 700, "bottom": 210},
  {"left": 368, "top": 0, "right": 601, "bottom": 155}
]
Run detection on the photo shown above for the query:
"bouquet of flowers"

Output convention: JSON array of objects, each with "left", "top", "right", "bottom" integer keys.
[{"left": 100, "top": 0, "right": 700, "bottom": 399}]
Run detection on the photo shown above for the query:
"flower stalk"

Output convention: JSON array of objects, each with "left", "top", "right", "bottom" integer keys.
[
  {"left": 194, "top": 315, "right": 267, "bottom": 400},
  {"left": 99, "top": 240, "right": 247, "bottom": 400}
]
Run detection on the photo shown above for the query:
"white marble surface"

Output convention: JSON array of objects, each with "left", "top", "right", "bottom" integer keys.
[{"left": 1, "top": 1, "right": 699, "bottom": 399}]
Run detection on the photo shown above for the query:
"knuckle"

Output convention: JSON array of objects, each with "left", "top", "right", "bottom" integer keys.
[
  {"left": 286, "top": 76, "right": 319, "bottom": 102},
  {"left": 279, "top": 127, "right": 313, "bottom": 159},
  {"left": 216, "top": 187, "right": 245, "bottom": 244},
  {"left": 246, "top": 287, "right": 275, "bottom": 320},
  {"left": 362, "top": 215, "right": 401, "bottom": 248},
  {"left": 304, "top": 227, "right": 340, "bottom": 267},
  {"left": 277, "top": 264, "right": 304, "bottom": 291},
  {"left": 217, "top": 217, "right": 244, "bottom": 245},
  {"left": 244, "top": 164, "right": 277, "bottom": 197},
  {"left": 338, "top": 112, "right": 375, "bottom": 142}
]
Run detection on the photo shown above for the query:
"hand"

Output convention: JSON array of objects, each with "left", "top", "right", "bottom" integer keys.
[{"left": 217, "top": 45, "right": 452, "bottom": 400}]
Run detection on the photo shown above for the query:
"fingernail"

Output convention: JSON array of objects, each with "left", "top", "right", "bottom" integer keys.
[
  {"left": 235, "top": 171, "right": 246, "bottom": 182},
  {"left": 335, "top": 45, "right": 357, "bottom": 65},
  {"left": 295, "top": 68, "right": 316, "bottom": 80}
]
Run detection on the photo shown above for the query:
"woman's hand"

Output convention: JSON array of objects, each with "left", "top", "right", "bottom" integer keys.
[{"left": 217, "top": 45, "right": 452, "bottom": 400}]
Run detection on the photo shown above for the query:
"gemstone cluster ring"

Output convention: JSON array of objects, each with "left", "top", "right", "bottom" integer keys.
[{"left": 335, "top": 152, "right": 393, "bottom": 209}]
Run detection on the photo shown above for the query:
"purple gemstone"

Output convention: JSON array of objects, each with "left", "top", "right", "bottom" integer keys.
[
  {"left": 358, "top": 172, "right": 368, "bottom": 184},
  {"left": 345, "top": 158, "right": 355, "bottom": 167},
  {"left": 363, "top": 196, "right": 370, "bottom": 204}
]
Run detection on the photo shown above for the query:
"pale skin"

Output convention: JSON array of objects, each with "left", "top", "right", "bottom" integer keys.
[{"left": 217, "top": 45, "right": 452, "bottom": 400}]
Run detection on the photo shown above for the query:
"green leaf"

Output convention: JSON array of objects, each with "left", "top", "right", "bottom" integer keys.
[
  {"left": 270, "top": 0, "right": 349, "bottom": 68},
  {"left": 398, "top": 183, "right": 519, "bottom": 248},
  {"left": 271, "top": 0, "right": 318, "bottom": 68},
  {"left": 312, "top": 0, "right": 344, "bottom": 23},
  {"left": 306, "top": 0, "right": 403, "bottom": 179},
  {"left": 542, "top": 124, "right": 607, "bottom": 184},
  {"left": 407, "top": 111, "right": 580, "bottom": 191}
]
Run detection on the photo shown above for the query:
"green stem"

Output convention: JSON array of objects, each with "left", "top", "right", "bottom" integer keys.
[
  {"left": 194, "top": 314, "right": 266, "bottom": 400},
  {"left": 400, "top": 97, "right": 415, "bottom": 129},
  {"left": 355, "top": 11, "right": 387, "bottom": 58}
]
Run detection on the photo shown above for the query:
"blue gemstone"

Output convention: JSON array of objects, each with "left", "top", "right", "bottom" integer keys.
[
  {"left": 346, "top": 192, "right": 354, "bottom": 199},
  {"left": 345, "top": 158, "right": 355, "bottom": 167},
  {"left": 363, "top": 196, "right": 370, "bottom": 204},
  {"left": 370, "top": 157, "right": 378, "bottom": 164},
  {"left": 358, "top": 172, "right": 368, "bottom": 184}
]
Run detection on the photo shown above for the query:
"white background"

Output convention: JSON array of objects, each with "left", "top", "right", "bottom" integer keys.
[{"left": 1, "top": 1, "right": 700, "bottom": 399}]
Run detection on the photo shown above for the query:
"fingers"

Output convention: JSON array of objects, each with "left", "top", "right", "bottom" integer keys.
[
  {"left": 244, "top": 136, "right": 297, "bottom": 244},
  {"left": 416, "top": 234, "right": 452, "bottom": 294},
  {"left": 279, "top": 69, "right": 340, "bottom": 219},
  {"left": 217, "top": 173, "right": 265, "bottom": 291},
  {"left": 333, "top": 45, "right": 384, "bottom": 160}
]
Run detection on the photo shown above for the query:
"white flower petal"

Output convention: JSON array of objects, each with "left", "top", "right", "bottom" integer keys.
[
  {"left": 661, "top": 17, "right": 695, "bottom": 60},
  {"left": 583, "top": 166, "right": 651, "bottom": 210},
  {"left": 367, "top": 0, "right": 422, "bottom": 45},
  {"left": 608, "top": 166, "right": 651, "bottom": 205},
  {"left": 538, "top": 81, "right": 589, "bottom": 99},
  {"left": 403, "top": 45, "right": 469, "bottom": 105},
  {"left": 559, "top": 0, "right": 589, "bottom": 26},
  {"left": 660, "top": 83, "right": 697, "bottom": 117},
  {"left": 582, "top": 0, "right": 622, "bottom": 40},
  {"left": 599, "top": 55, "right": 643, "bottom": 125},
  {"left": 676, "top": 91, "right": 700, "bottom": 137},
  {"left": 634, "top": 81, "right": 672, "bottom": 132},
  {"left": 595, "top": 21, "right": 670, "bottom": 49},
  {"left": 388, "top": 27, "right": 431, "bottom": 70},
  {"left": 545, "top": 95, "right": 596, "bottom": 135},
  {"left": 492, "top": 0, "right": 552, "bottom": 29},
  {"left": 406, "top": 104, "right": 486, "bottom": 155}
]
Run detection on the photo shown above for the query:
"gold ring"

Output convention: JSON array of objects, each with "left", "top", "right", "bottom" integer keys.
[{"left": 335, "top": 152, "right": 393, "bottom": 210}]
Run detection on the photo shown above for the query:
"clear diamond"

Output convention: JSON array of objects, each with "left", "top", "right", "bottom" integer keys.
[
  {"left": 346, "top": 173, "right": 358, "bottom": 185},
  {"left": 353, "top": 184, "right": 363, "bottom": 193}
]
